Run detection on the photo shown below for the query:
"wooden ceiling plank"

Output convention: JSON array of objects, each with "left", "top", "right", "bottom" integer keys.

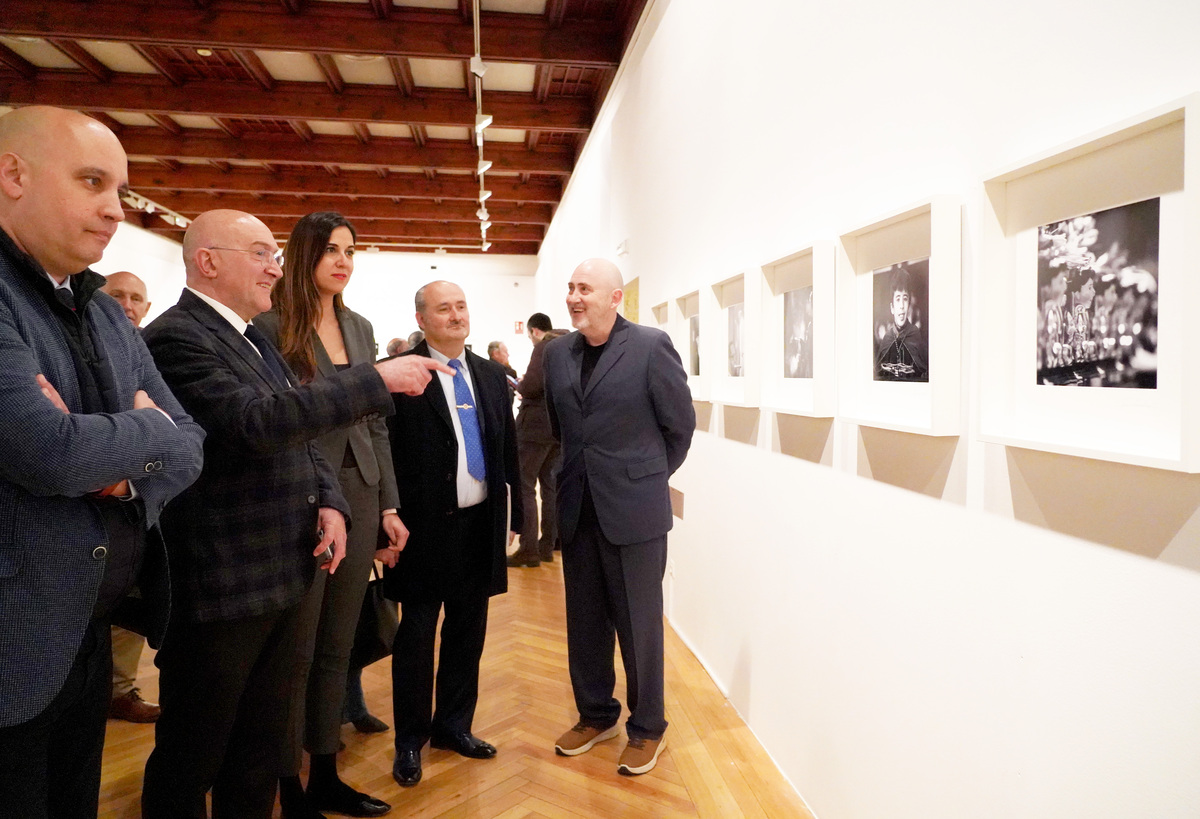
[
  {"left": 46, "top": 39, "right": 112, "bottom": 82},
  {"left": 0, "top": 0, "right": 622, "bottom": 67},
  {"left": 146, "top": 225, "right": 539, "bottom": 255},
  {"left": 368, "top": 0, "right": 392, "bottom": 19},
  {"left": 0, "top": 42, "right": 38, "bottom": 80},
  {"left": 352, "top": 123, "right": 371, "bottom": 144},
  {"left": 232, "top": 50, "right": 275, "bottom": 91},
  {"left": 459, "top": 0, "right": 473, "bottom": 23},
  {"left": 534, "top": 64, "right": 553, "bottom": 102},
  {"left": 116, "top": 130, "right": 573, "bottom": 175},
  {"left": 280, "top": 0, "right": 304, "bottom": 13},
  {"left": 410, "top": 124, "right": 426, "bottom": 147},
  {"left": 130, "top": 45, "right": 184, "bottom": 86},
  {"left": 388, "top": 57, "right": 414, "bottom": 96},
  {"left": 547, "top": 0, "right": 568, "bottom": 27},
  {"left": 314, "top": 54, "right": 345, "bottom": 94},
  {"left": 290, "top": 120, "right": 314, "bottom": 142},
  {"left": 152, "top": 192, "right": 553, "bottom": 225},
  {"left": 147, "top": 113, "right": 183, "bottom": 136},
  {"left": 0, "top": 76, "right": 593, "bottom": 133},
  {"left": 211, "top": 118, "right": 242, "bottom": 138},
  {"left": 128, "top": 166, "right": 563, "bottom": 203}
]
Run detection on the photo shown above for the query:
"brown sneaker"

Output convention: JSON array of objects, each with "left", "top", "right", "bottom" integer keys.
[
  {"left": 554, "top": 721, "right": 620, "bottom": 756},
  {"left": 109, "top": 688, "right": 160, "bottom": 723},
  {"left": 617, "top": 736, "right": 665, "bottom": 776}
]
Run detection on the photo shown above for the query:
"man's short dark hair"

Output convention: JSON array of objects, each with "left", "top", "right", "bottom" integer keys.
[{"left": 527, "top": 312, "right": 552, "bottom": 333}]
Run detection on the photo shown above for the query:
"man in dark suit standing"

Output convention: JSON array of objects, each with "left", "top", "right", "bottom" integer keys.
[
  {"left": 0, "top": 106, "right": 205, "bottom": 819},
  {"left": 382, "top": 280, "right": 522, "bottom": 788},
  {"left": 542, "top": 258, "right": 694, "bottom": 776},
  {"left": 508, "top": 311, "right": 558, "bottom": 568},
  {"left": 141, "top": 209, "right": 449, "bottom": 818}
]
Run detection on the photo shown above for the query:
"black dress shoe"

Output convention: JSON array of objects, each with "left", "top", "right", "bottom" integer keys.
[
  {"left": 308, "top": 780, "right": 391, "bottom": 818},
  {"left": 431, "top": 732, "right": 497, "bottom": 759},
  {"left": 351, "top": 713, "right": 389, "bottom": 734},
  {"left": 392, "top": 749, "right": 422, "bottom": 787},
  {"left": 506, "top": 555, "right": 540, "bottom": 568}
]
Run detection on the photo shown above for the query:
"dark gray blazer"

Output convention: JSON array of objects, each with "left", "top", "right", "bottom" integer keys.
[
  {"left": 381, "top": 341, "right": 523, "bottom": 603},
  {"left": 0, "top": 260, "right": 205, "bottom": 728},
  {"left": 254, "top": 307, "right": 400, "bottom": 510},
  {"left": 143, "top": 290, "right": 394, "bottom": 623},
  {"left": 543, "top": 315, "right": 694, "bottom": 546}
]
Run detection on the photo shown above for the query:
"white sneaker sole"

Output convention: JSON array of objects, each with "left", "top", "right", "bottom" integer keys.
[
  {"left": 555, "top": 724, "right": 620, "bottom": 756},
  {"left": 618, "top": 737, "right": 666, "bottom": 775}
]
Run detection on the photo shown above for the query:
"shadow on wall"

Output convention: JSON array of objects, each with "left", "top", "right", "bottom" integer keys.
[
  {"left": 1005, "top": 447, "right": 1200, "bottom": 567},
  {"left": 694, "top": 401, "right": 714, "bottom": 433},
  {"left": 773, "top": 413, "right": 834, "bottom": 466},
  {"left": 858, "top": 427, "right": 960, "bottom": 501}
]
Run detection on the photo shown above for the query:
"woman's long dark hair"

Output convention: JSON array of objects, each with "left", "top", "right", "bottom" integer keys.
[{"left": 275, "top": 212, "right": 356, "bottom": 383}]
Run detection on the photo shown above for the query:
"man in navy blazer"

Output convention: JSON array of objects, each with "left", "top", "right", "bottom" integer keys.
[
  {"left": 0, "top": 106, "right": 205, "bottom": 818},
  {"left": 543, "top": 258, "right": 694, "bottom": 776},
  {"left": 141, "top": 209, "right": 449, "bottom": 818},
  {"left": 381, "top": 280, "right": 522, "bottom": 788}
]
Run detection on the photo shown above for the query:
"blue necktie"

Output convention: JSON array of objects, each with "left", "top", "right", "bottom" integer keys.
[{"left": 448, "top": 359, "right": 486, "bottom": 481}]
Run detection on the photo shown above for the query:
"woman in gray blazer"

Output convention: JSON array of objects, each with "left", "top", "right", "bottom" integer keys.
[{"left": 257, "top": 212, "right": 405, "bottom": 819}]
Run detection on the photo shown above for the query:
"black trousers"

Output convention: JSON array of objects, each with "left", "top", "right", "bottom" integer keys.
[
  {"left": 0, "top": 621, "right": 111, "bottom": 819},
  {"left": 514, "top": 433, "right": 560, "bottom": 562},
  {"left": 392, "top": 504, "right": 490, "bottom": 752},
  {"left": 562, "top": 490, "right": 669, "bottom": 741},
  {"left": 142, "top": 603, "right": 304, "bottom": 819}
]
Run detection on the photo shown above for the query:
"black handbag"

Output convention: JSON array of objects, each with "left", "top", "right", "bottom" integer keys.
[{"left": 349, "top": 564, "right": 398, "bottom": 669}]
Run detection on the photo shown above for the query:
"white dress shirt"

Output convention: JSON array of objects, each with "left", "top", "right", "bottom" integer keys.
[{"left": 427, "top": 346, "right": 487, "bottom": 509}]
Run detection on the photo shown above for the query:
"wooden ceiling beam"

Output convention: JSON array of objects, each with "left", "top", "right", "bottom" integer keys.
[
  {"left": 547, "top": 0, "right": 568, "bottom": 27},
  {"left": 147, "top": 113, "right": 182, "bottom": 136},
  {"left": 0, "top": 0, "right": 621, "bottom": 67},
  {"left": 369, "top": 0, "right": 392, "bottom": 19},
  {"left": 388, "top": 57, "right": 414, "bottom": 96},
  {"left": 147, "top": 191, "right": 553, "bottom": 225},
  {"left": 117, "top": 131, "right": 573, "bottom": 175},
  {"left": 290, "top": 120, "right": 314, "bottom": 142},
  {"left": 46, "top": 39, "right": 111, "bottom": 82},
  {"left": 280, "top": 0, "right": 304, "bottom": 13},
  {"left": 130, "top": 45, "right": 184, "bottom": 85},
  {"left": 242, "top": 219, "right": 543, "bottom": 242},
  {"left": 352, "top": 123, "right": 371, "bottom": 144},
  {"left": 145, "top": 225, "right": 539, "bottom": 255},
  {"left": 0, "top": 75, "right": 593, "bottom": 133},
  {"left": 314, "top": 54, "right": 344, "bottom": 94},
  {"left": 0, "top": 43, "right": 37, "bottom": 80},
  {"left": 232, "top": 50, "right": 275, "bottom": 91},
  {"left": 127, "top": 166, "right": 563, "bottom": 203}
]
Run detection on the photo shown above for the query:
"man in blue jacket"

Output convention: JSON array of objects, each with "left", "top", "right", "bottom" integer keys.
[{"left": 0, "top": 105, "right": 205, "bottom": 819}]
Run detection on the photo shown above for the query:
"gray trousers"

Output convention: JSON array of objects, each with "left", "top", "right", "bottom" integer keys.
[
  {"left": 281, "top": 466, "right": 380, "bottom": 771},
  {"left": 562, "top": 490, "right": 669, "bottom": 741}
]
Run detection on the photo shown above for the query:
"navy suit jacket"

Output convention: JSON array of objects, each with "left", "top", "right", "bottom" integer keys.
[
  {"left": 543, "top": 315, "right": 694, "bottom": 546},
  {"left": 0, "top": 255, "right": 205, "bottom": 727},
  {"left": 144, "top": 290, "right": 394, "bottom": 623},
  {"left": 381, "top": 341, "right": 522, "bottom": 603}
]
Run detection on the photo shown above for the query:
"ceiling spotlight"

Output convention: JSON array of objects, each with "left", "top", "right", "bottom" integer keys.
[
  {"left": 195, "top": 48, "right": 214, "bottom": 57},
  {"left": 478, "top": 189, "right": 492, "bottom": 202},
  {"left": 481, "top": 241, "right": 492, "bottom": 252},
  {"left": 477, "top": 159, "right": 492, "bottom": 175},
  {"left": 476, "top": 206, "right": 489, "bottom": 220},
  {"left": 475, "top": 113, "right": 493, "bottom": 131},
  {"left": 435, "top": 247, "right": 448, "bottom": 255},
  {"left": 470, "top": 55, "right": 487, "bottom": 78},
  {"left": 475, "top": 130, "right": 484, "bottom": 147},
  {"left": 367, "top": 245, "right": 381, "bottom": 253},
  {"left": 144, "top": 202, "right": 156, "bottom": 214}
]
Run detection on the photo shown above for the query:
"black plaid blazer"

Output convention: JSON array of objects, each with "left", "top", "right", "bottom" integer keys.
[{"left": 143, "top": 289, "right": 394, "bottom": 623}]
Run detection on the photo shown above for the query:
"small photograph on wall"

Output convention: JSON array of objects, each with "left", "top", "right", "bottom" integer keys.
[
  {"left": 1036, "top": 197, "right": 1159, "bottom": 388},
  {"left": 783, "top": 286, "right": 813, "bottom": 378},
  {"left": 727, "top": 302, "right": 744, "bottom": 376},
  {"left": 872, "top": 258, "right": 929, "bottom": 382},
  {"left": 688, "top": 314, "right": 700, "bottom": 376}
]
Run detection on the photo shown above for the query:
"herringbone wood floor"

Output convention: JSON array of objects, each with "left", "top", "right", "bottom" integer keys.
[{"left": 98, "top": 558, "right": 812, "bottom": 818}]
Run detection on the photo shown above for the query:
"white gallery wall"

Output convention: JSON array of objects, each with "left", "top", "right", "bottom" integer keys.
[{"left": 537, "top": 0, "right": 1200, "bottom": 817}]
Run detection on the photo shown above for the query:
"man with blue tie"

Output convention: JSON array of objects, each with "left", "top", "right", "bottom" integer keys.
[{"left": 381, "top": 280, "right": 522, "bottom": 788}]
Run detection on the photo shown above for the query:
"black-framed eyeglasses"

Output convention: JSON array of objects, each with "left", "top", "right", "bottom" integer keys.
[{"left": 207, "top": 247, "right": 284, "bottom": 268}]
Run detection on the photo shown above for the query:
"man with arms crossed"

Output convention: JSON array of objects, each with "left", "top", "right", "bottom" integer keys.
[
  {"left": 383, "top": 281, "right": 522, "bottom": 788},
  {"left": 543, "top": 258, "right": 694, "bottom": 776},
  {"left": 0, "top": 106, "right": 205, "bottom": 818},
  {"left": 141, "top": 209, "right": 449, "bottom": 818},
  {"left": 99, "top": 270, "right": 162, "bottom": 723}
]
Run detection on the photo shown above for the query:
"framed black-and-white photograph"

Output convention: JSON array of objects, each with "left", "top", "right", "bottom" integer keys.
[
  {"left": 871, "top": 258, "right": 929, "bottom": 383},
  {"left": 727, "top": 302, "right": 744, "bottom": 376},
  {"left": 783, "top": 286, "right": 813, "bottom": 379},
  {"left": 1036, "top": 198, "right": 1159, "bottom": 388},
  {"left": 689, "top": 314, "right": 700, "bottom": 377}
]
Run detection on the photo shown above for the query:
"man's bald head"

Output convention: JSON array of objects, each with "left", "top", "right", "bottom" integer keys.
[
  {"left": 101, "top": 270, "right": 151, "bottom": 327},
  {"left": 566, "top": 257, "right": 624, "bottom": 344},
  {"left": 0, "top": 106, "right": 128, "bottom": 282},
  {"left": 183, "top": 209, "right": 283, "bottom": 321}
]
